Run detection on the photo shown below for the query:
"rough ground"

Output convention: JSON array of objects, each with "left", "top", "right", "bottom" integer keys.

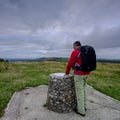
[{"left": 1, "top": 85, "right": 120, "bottom": 120}]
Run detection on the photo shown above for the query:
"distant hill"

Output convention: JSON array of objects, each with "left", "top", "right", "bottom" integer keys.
[
  {"left": 97, "top": 58, "right": 120, "bottom": 63},
  {"left": 6, "top": 57, "right": 120, "bottom": 63},
  {"left": 7, "top": 57, "right": 69, "bottom": 62}
]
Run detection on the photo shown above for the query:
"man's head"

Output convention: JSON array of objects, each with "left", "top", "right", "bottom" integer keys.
[{"left": 73, "top": 41, "right": 81, "bottom": 50}]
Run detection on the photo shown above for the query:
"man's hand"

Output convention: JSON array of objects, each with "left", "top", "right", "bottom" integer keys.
[{"left": 64, "top": 73, "right": 69, "bottom": 76}]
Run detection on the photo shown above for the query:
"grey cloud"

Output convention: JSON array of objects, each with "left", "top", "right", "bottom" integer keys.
[
  {"left": 0, "top": 0, "right": 120, "bottom": 58},
  {"left": 96, "top": 47, "right": 120, "bottom": 59},
  {"left": 0, "top": 0, "right": 66, "bottom": 32},
  {"left": 81, "top": 25, "right": 120, "bottom": 49}
]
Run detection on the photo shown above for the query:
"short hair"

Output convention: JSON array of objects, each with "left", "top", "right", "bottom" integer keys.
[{"left": 73, "top": 41, "right": 81, "bottom": 46}]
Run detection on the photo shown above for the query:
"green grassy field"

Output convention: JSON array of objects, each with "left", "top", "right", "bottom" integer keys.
[{"left": 0, "top": 61, "right": 120, "bottom": 117}]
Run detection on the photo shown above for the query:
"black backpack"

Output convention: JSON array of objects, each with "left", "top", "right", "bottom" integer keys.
[{"left": 74, "top": 45, "right": 96, "bottom": 72}]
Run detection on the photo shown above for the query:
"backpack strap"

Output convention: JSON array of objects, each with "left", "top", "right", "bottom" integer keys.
[{"left": 77, "top": 52, "right": 81, "bottom": 58}]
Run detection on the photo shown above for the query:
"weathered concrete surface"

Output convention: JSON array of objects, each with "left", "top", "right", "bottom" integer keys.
[{"left": 0, "top": 85, "right": 120, "bottom": 120}]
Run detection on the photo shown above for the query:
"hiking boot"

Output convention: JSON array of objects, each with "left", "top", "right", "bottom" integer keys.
[{"left": 74, "top": 109, "right": 86, "bottom": 116}]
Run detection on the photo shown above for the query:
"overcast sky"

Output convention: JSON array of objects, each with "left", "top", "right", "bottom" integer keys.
[{"left": 0, "top": 0, "right": 120, "bottom": 59}]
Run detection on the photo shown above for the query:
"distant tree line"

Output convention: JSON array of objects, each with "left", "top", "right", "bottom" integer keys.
[
  {"left": 0, "top": 58, "right": 9, "bottom": 72},
  {"left": 0, "top": 58, "right": 9, "bottom": 62}
]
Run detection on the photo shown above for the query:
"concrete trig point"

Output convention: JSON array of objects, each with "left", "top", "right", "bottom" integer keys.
[{"left": 47, "top": 73, "right": 77, "bottom": 113}]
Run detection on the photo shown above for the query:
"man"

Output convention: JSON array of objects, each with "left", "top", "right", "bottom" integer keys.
[{"left": 65, "top": 41, "right": 90, "bottom": 116}]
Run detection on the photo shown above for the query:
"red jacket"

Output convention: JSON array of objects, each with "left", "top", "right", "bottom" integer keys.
[{"left": 65, "top": 49, "right": 90, "bottom": 75}]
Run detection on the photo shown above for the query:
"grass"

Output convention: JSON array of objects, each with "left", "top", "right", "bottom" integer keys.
[
  {"left": 0, "top": 61, "right": 120, "bottom": 117},
  {"left": 88, "top": 62, "right": 120, "bottom": 100}
]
